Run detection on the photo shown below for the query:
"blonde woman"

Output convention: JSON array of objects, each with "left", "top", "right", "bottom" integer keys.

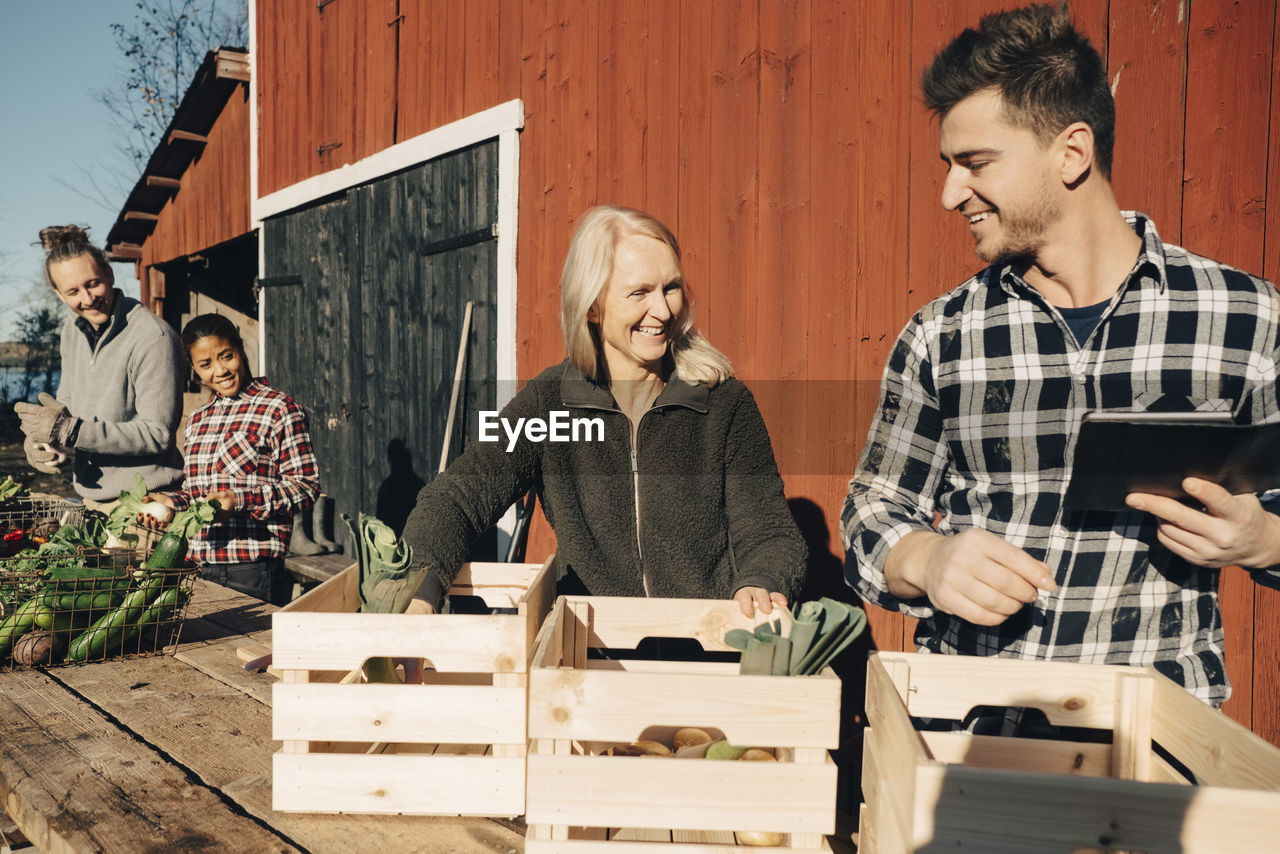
[{"left": 402, "top": 206, "right": 806, "bottom": 615}]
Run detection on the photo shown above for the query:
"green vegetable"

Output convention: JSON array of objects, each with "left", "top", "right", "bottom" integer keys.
[
  {"left": 0, "top": 476, "right": 29, "bottom": 504},
  {"left": 706, "top": 739, "right": 748, "bottom": 761},
  {"left": 48, "top": 516, "right": 110, "bottom": 550},
  {"left": 0, "top": 598, "right": 41, "bottom": 658},
  {"left": 135, "top": 584, "right": 187, "bottom": 629},
  {"left": 65, "top": 575, "right": 165, "bottom": 662},
  {"left": 341, "top": 512, "right": 423, "bottom": 685},
  {"left": 106, "top": 583, "right": 189, "bottom": 655},
  {"left": 141, "top": 500, "right": 220, "bottom": 569},
  {"left": 144, "top": 531, "right": 188, "bottom": 570},
  {"left": 104, "top": 474, "right": 150, "bottom": 547},
  {"left": 51, "top": 589, "right": 126, "bottom": 615}
]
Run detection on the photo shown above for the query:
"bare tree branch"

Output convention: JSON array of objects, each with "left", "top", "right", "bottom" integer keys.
[{"left": 92, "top": 0, "right": 248, "bottom": 180}]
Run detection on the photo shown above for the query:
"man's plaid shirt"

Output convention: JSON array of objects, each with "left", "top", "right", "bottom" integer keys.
[
  {"left": 842, "top": 213, "right": 1280, "bottom": 705},
  {"left": 169, "top": 378, "right": 320, "bottom": 564}
]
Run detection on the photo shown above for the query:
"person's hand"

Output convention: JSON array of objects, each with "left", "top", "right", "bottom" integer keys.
[
  {"left": 22, "top": 435, "right": 62, "bottom": 474},
  {"left": 14, "top": 393, "right": 78, "bottom": 447},
  {"left": 203, "top": 489, "right": 237, "bottom": 523},
  {"left": 890, "top": 528, "right": 1056, "bottom": 626},
  {"left": 733, "top": 586, "right": 788, "bottom": 618},
  {"left": 136, "top": 494, "right": 176, "bottom": 531},
  {"left": 1126, "top": 477, "right": 1280, "bottom": 569},
  {"left": 405, "top": 598, "right": 435, "bottom": 615}
]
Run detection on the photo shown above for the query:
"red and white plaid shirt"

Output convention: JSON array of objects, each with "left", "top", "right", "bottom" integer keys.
[{"left": 168, "top": 378, "right": 320, "bottom": 564}]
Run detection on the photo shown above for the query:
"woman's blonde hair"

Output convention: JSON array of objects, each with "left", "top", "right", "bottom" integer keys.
[{"left": 560, "top": 205, "right": 731, "bottom": 386}]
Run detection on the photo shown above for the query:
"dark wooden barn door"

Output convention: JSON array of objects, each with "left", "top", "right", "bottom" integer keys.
[{"left": 261, "top": 140, "right": 499, "bottom": 546}]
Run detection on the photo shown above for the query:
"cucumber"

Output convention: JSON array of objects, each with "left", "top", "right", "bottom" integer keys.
[
  {"left": 51, "top": 589, "right": 126, "bottom": 616},
  {"left": 65, "top": 575, "right": 165, "bottom": 662},
  {"left": 0, "top": 598, "right": 42, "bottom": 659},
  {"left": 135, "top": 585, "right": 186, "bottom": 629},
  {"left": 110, "top": 585, "right": 189, "bottom": 653}
]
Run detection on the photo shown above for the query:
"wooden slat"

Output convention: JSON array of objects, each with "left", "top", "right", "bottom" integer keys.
[
  {"left": 644, "top": 0, "right": 679, "bottom": 226},
  {"left": 272, "top": 754, "right": 525, "bottom": 816},
  {"left": 271, "top": 611, "right": 529, "bottom": 672},
  {"left": 675, "top": 0, "right": 713, "bottom": 337},
  {"left": 1183, "top": 0, "right": 1275, "bottom": 732},
  {"left": 274, "top": 682, "right": 526, "bottom": 742},
  {"left": 1107, "top": 0, "right": 1186, "bottom": 229},
  {"left": 1148, "top": 674, "right": 1280, "bottom": 790},
  {"left": 528, "top": 666, "right": 840, "bottom": 746},
  {"left": 914, "top": 763, "right": 1280, "bottom": 854},
  {"left": 919, "top": 731, "right": 1113, "bottom": 778},
  {"left": 597, "top": 0, "right": 647, "bottom": 207},
  {"left": 705, "top": 0, "right": 758, "bottom": 372},
  {"left": 525, "top": 753, "right": 836, "bottom": 833},
  {"left": 563, "top": 595, "right": 789, "bottom": 651},
  {"left": 877, "top": 651, "right": 1122, "bottom": 729},
  {"left": 1112, "top": 671, "right": 1154, "bottom": 781}
]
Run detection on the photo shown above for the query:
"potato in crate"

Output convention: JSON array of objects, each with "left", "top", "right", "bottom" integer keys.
[
  {"left": 270, "top": 556, "right": 555, "bottom": 817},
  {"left": 860, "top": 651, "right": 1280, "bottom": 854},
  {"left": 525, "top": 596, "right": 842, "bottom": 851}
]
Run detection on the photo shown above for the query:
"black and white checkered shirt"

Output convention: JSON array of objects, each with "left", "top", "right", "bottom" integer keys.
[{"left": 842, "top": 213, "right": 1280, "bottom": 705}]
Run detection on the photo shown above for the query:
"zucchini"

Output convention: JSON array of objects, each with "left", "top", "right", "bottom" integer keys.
[
  {"left": 143, "top": 531, "right": 188, "bottom": 569},
  {"left": 65, "top": 575, "right": 165, "bottom": 662},
  {"left": 0, "top": 598, "right": 41, "bottom": 658}
]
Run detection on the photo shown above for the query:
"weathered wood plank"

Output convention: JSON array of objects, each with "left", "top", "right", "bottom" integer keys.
[
  {"left": 0, "top": 669, "right": 298, "bottom": 854},
  {"left": 52, "top": 621, "right": 526, "bottom": 853}
]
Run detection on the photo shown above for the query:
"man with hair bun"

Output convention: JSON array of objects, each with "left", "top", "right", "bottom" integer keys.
[
  {"left": 15, "top": 225, "right": 184, "bottom": 506},
  {"left": 843, "top": 2, "right": 1280, "bottom": 717}
]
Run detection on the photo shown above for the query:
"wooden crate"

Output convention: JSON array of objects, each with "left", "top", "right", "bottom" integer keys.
[
  {"left": 525, "top": 596, "right": 841, "bottom": 851},
  {"left": 270, "top": 556, "right": 555, "bottom": 817},
  {"left": 860, "top": 651, "right": 1280, "bottom": 854}
]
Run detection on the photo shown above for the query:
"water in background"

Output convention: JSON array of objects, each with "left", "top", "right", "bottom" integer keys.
[{"left": 0, "top": 367, "right": 60, "bottom": 404}]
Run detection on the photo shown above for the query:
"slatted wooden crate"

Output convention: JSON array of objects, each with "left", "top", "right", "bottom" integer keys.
[
  {"left": 860, "top": 651, "right": 1280, "bottom": 854},
  {"left": 270, "top": 556, "right": 555, "bottom": 817},
  {"left": 525, "top": 595, "right": 841, "bottom": 851}
]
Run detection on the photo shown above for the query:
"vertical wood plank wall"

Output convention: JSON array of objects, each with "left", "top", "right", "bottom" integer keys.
[
  {"left": 255, "top": 0, "right": 1280, "bottom": 743},
  {"left": 139, "top": 85, "right": 251, "bottom": 270}
]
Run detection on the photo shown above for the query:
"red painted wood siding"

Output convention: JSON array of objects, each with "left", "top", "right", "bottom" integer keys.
[
  {"left": 140, "top": 85, "right": 251, "bottom": 269},
  {"left": 255, "top": 0, "right": 1280, "bottom": 742}
]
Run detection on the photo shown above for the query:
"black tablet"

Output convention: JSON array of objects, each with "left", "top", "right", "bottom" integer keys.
[{"left": 1063, "top": 410, "right": 1280, "bottom": 511}]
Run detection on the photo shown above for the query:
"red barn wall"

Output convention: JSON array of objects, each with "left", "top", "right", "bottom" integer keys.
[
  {"left": 141, "top": 85, "right": 252, "bottom": 269},
  {"left": 255, "top": 0, "right": 1280, "bottom": 742}
]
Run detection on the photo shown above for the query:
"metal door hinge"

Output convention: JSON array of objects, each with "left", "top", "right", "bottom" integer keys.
[{"left": 418, "top": 222, "right": 498, "bottom": 257}]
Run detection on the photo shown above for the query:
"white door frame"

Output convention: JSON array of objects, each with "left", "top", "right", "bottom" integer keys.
[{"left": 250, "top": 100, "right": 524, "bottom": 396}]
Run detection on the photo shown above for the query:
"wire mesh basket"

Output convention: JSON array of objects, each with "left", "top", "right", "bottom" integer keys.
[
  {"left": 0, "top": 547, "right": 199, "bottom": 669},
  {"left": 0, "top": 494, "right": 85, "bottom": 557}
]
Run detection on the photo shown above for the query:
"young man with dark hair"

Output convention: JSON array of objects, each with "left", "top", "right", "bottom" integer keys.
[{"left": 842, "top": 2, "right": 1280, "bottom": 709}]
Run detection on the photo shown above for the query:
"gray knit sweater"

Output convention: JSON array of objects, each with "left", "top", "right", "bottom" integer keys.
[
  {"left": 402, "top": 360, "right": 808, "bottom": 609},
  {"left": 57, "top": 290, "right": 184, "bottom": 501}
]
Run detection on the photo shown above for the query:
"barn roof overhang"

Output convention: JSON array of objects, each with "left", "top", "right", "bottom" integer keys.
[{"left": 105, "top": 47, "right": 249, "bottom": 262}]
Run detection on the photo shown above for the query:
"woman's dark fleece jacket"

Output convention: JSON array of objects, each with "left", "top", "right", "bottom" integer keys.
[{"left": 402, "top": 360, "right": 807, "bottom": 608}]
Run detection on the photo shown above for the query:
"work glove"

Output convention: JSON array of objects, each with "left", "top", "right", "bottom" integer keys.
[
  {"left": 23, "top": 435, "right": 64, "bottom": 475},
  {"left": 14, "top": 393, "right": 80, "bottom": 448}
]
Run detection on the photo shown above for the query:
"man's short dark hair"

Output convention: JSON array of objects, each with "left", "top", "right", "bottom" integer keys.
[{"left": 921, "top": 2, "right": 1115, "bottom": 179}]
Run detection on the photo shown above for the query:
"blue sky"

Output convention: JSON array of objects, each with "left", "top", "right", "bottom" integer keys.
[{"left": 0, "top": 2, "right": 144, "bottom": 339}]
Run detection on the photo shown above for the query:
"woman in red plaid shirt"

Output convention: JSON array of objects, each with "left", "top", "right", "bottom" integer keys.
[{"left": 139, "top": 314, "right": 320, "bottom": 604}]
